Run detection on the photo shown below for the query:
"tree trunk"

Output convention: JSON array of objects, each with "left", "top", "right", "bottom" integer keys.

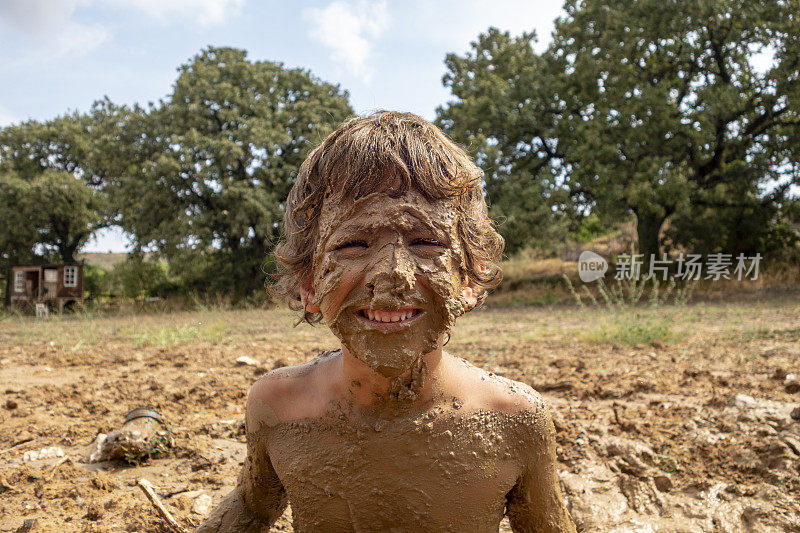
[
  {"left": 61, "top": 236, "right": 82, "bottom": 263},
  {"left": 636, "top": 211, "right": 665, "bottom": 263},
  {"left": 3, "top": 264, "right": 12, "bottom": 308},
  {"left": 61, "top": 247, "right": 76, "bottom": 263}
]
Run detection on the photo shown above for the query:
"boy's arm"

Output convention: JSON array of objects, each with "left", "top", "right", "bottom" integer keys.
[
  {"left": 505, "top": 396, "right": 575, "bottom": 533},
  {"left": 196, "top": 381, "right": 288, "bottom": 532}
]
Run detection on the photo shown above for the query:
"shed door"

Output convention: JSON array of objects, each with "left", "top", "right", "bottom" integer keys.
[
  {"left": 44, "top": 269, "right": 58, "bottom": 298},
  {"left": 23, "top": 271, "right": 40, "bottom": 299}
]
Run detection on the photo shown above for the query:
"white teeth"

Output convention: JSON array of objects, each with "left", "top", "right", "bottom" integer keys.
[{"left": 362, "top": 309, "right": 418, "bottom": 322}]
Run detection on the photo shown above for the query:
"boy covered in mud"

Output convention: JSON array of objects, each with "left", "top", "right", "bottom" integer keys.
[{"left": 198, "top": 112, "right": 574, "bottom": 532}]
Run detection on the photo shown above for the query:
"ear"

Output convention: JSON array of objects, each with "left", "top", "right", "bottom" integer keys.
[
  {"left": 299, "top": 279, "right": 320, "bottom": 313},
  {"left": 461, "top": 276, "right": 479, "bottom": 313}
]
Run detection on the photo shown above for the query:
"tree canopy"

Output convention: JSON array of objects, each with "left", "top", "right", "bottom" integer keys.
[
  {"left": 112, "top": 47, "right": 354, "bottom": 299},
  {"left": 0, "top": 46, "right": 354, "bottom": 302},
  {"left": 4, "top": 18, "right": 799, "bottom": 306},
  {"left": 438, "top": 0, "right": 800, "bottom": 259},
  {"left": 0, "top": 114, "right": 108, "bottom": 263}
]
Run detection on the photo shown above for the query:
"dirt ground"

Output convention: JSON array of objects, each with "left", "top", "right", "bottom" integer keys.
[{"left": 1, "top": 293, "right": 799, "bottom": 532}]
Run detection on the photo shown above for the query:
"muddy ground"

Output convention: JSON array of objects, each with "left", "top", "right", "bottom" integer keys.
[{"left": 1, "top": 296, "right": 799, "bottom": 532}]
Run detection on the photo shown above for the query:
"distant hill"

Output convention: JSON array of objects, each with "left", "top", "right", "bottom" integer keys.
[
  {"left": 78, "top": 252, "right": 165, "bottom": 270},
  {"left": 78, "top": 253, "right": 129, "bottom": 269}
]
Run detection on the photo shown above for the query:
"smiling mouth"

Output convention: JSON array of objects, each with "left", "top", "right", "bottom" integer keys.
[{"left": 356, "top": 308, "right": 422, "bottom": 325}]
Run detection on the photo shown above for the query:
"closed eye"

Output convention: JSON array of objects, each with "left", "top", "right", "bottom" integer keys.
[
  {"left": 335, "top": 240, "right": 368, "bottom": 251},
  {"left": 411, "top": 238, "right": 443, "bottom": 247}
]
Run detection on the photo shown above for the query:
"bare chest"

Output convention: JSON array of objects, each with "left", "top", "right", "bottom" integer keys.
[{"left": 268, "top": 412, "right": 520, "bottom": 532}]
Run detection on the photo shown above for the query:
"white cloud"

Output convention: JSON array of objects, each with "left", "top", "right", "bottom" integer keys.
[
  {"left": 0, "top": 0, "right": 243, "bottom": 63},
  {"left": 0, "top": 0, "right": 109, "bottom": 56},
  {"left": 303, "top": 0, "right": 389, "bottom": 82},
  {"left": 0, "top": 0, "right": 243, "bottom": 54},
  {"left": 109, "top": 0, "right": 245, "bottom": 26},
  {"left": 0, "top": 0, "right": 86, "bottom": 35},
  {"left": 403, "top": 0, "right": 564, "bottom": 53}
]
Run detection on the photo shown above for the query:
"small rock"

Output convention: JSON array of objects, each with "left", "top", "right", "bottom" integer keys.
[
  {"left": 791, "top": 406, "right": 800, "bottom": 421},
  {"left": 761, "top": 347, "right": 781, "bottom": 357},
  {"left": 654, "top": 474, "right": 673, "bottom": 492},
  {"left": 785, "top": 381, "right": 800, "bottom": 394},
  {"left": 786, "top": 374, "right": 798, "bottom": 383},
  {"left": 772, "top": 368, "right": 788, "bottom": 380},
  {"left": 757, "top": 425, "right": 778, "bottom": 437},
  {"left": 84, "top": 505, "right": 103, "bottom": 521},
  {"left": 5, "top": 399, "right": 17, "bottom": 409},
  {"left": 650, "top": 340, "right": 666, "bottom": 350},
  {"left": 15, "top": 519, "right": 38, "bottom": 533},
  {"left": 191, "top": 493, "right": 213, "bottom": 516},
  {"left": 235, "top": 356, "right": 260, "bottom": 367},
  {"left": 784, "top": 437, "right": 800, "bottom": 457},
  {"left": 23, "top": 447, "right": 64, "bottom": 462},
  {"left": 728, "top": 394, "right": 757, "bottom": 408},
  {"left": 272, "top": 358, "right": 288, "bottom": 369},
  {"left": 87, "top": 434, "right": 108, "bottom": 463}
]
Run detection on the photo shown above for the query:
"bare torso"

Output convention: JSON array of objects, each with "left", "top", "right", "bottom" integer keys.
[{"left": 254, "top": 350, "right": 556, "bottom": 532}]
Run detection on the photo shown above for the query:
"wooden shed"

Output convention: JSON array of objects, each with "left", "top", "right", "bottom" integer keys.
[{"left": 10, "top": 264, "right": 84, "bottom": 313}]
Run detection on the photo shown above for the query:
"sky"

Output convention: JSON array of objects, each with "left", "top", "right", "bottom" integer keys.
[{"left": 0, "top": 0, "right": 567, "bottom": 252}]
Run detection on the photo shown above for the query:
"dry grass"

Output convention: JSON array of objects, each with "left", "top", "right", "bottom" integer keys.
[
  {"left": 2, "top": 295, "right": 794, "bottom": 354},
  {"left": 0, "top": 308, "right": 337, "bottom": 350}
]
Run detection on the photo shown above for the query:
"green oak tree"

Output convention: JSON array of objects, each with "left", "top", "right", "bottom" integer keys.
[
  {"left": 0, "top": 169, "right": 103, "bottom": 304},
  {"left": 123, "top": 47, "right": 353, "bottom": 299},
  {"left": 0, "top": 114, "right": 109, "bottom": 263},
  {"left": 29, "top": 169, "right": 105, "bottom": 262},
  {"left": 0, "top": 169, "right": 104, "bottom": 263},
  {"left": 0, "top": 172, "right": 41, "bottom": 305},
  {"left": 438, "top": 0, "right": 800, "bottom": 259},
  {"left": 436, "top": 29, "right": 570, "bottom": 254}
]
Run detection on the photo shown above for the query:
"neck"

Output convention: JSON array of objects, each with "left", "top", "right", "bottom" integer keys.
[{"left": 339, "top": 343, "right": 444, "bottom": 408}]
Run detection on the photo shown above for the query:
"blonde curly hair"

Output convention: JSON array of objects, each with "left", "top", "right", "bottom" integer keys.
[{"left": 272, "top": 111, "right": 504, "bottom": 323}]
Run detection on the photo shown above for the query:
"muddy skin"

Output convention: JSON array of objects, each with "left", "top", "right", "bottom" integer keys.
[
  {"left": 196, "top": 351, "right": 573, "bottom": 532},
  {"left": 263, "top": 356, "right": 573, "bottom": 532},
  {"left": 197, "top": 190, "right": 575, "bottom": 532},
  {"left": 196, "top": 399, "right": 287, "bottom": 532},
  {"left": 312, "top": 191, "right": 467, "bottom": 385}
]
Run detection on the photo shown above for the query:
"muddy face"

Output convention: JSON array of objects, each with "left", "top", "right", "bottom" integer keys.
[{"left": 312, "top": 190, "right": 468, "bottom": 378}]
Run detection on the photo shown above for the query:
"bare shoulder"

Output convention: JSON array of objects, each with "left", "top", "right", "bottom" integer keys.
[
  {"left": 247, "top": 349, "right": 341, "bottom": 430},
  {"left": 445, "top": 355, "right": 552, "bottom": 432}
]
